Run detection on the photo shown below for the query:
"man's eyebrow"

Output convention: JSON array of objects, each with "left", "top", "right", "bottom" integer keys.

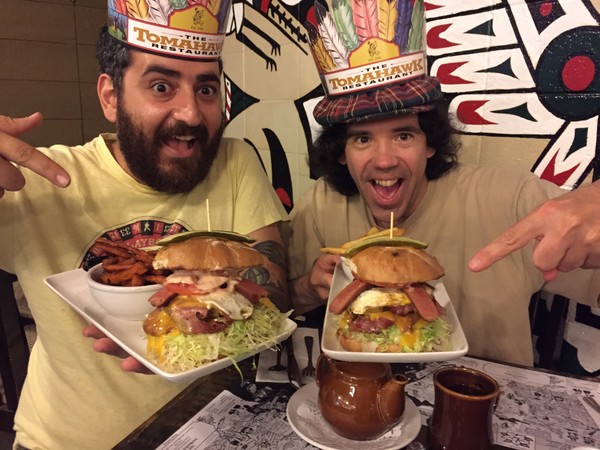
[
  {"left": 197, "top": 73, "right": 221, "bottom": 83},
  {"left": 141, "top": 66, "right": 221, "bottom": 83},
  {"left": 142, "top": 65, "right": 180, "bottom": 78}
]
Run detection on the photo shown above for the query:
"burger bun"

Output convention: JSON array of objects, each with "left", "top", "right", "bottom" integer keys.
[
  {"left": 153, "top": 237, "right": 263, "bottom": 271},
  {"left": 351, "top": 245, "right": 444, "bottom": 285}
]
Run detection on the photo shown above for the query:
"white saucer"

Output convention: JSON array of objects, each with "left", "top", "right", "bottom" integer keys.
[{"left": 286, "top": 382, "right": 421, "bottom": 450}]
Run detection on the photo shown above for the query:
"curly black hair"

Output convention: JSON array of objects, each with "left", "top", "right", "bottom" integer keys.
[
  {"left": 309, "top": 101, "right": 461, "bottom": 196},
  {"left": 96, "top": 26, "right": 131, "bottom": 93}
]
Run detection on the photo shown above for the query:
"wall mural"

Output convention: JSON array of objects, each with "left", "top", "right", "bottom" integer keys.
[{"left": 221, "top": 0, "right": 599, "bottom": 208}]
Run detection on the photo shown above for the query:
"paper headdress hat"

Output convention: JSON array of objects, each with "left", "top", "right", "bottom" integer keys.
[
  {"left": 107, "top": 0, "right": 232, "bottom": 60},
  {"left": 306, "top": 0, "right": 442, "bottom": 125}
]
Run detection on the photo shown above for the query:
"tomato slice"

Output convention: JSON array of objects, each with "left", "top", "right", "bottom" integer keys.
[{"left": 164, "top": 283, "right": 205, "bottom": 295}]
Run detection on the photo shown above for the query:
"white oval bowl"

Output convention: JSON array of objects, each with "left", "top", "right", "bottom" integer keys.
[{"left": 86, "top": 264, "right": 160, "bottom": 321}]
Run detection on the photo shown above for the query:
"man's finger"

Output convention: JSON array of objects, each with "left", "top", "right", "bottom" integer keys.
[
  {"left": 0, "top": 113, "right": 43, "bottom": 135},
  {"left": 92, "top": 337, "right": 131, "bottom": 359},
  {"left": 121, "top": 357, "right": 153, "bottom": 374},
  {"left": 82, "top": 324, "right": 106, "bottom": 339},
  {"left": 468, "top": 217, "right": 544, "bottom": 272},
  {"left": 0, "top": 114, "right": 70, "bottom": 189}
]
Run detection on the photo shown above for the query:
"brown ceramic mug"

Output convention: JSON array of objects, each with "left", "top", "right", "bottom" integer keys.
[{"left": 427, "top": 366, "right": 500, "bottom": 450}]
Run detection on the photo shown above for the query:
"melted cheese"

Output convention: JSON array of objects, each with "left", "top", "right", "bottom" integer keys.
[
  {"left": 350, "top": 288, "right": 411, "bottom": 315},
  {"left": 368, "top": 310, "right": 414, "bottom": 332}
]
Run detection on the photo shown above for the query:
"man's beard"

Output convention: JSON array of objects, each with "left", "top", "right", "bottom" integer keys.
[{"left": 115, "top": 102, "right": 224, "bottom": 194}]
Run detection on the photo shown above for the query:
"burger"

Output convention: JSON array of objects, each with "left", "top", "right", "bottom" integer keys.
[
  {"left": 327, "top": 237, "right": 452, "bottom": 353},
  {"left": 143, "top": 234, "right": 288, "bottom": 372}
]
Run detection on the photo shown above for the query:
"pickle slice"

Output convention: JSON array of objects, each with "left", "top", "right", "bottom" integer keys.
[
  {"left": 156, "top": 230, "right": 256, "bottom": 246},
  {"left": 345, "top": 236, "right": 427, "bottom": 258}
]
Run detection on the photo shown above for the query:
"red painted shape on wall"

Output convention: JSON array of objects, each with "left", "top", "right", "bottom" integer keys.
[
  {"left": 456, "top": 100, "right": 496, "bottom": 125},
  {"left": 260, "top": 0, "right": 271, "bottom": 14},
  {"left": 436, "top": 61, "right": 473, "bottom": 85},
  {"left": 539, "top": 151, "right": 580, "bottom": 186},
  {"left": 539, "top": 2, "right": 553, "bottom": 16},
  {"left": 562, "top": 56, "right": 595, "bottom": 92},
  {"left": 427, "top": 24, "right": 459, "bottom": 49},
  {"left": 424, "top": 2, "right": 443, "bottom": 11},
  {"left": 276, "top": 188, "right": 292, "bottom": 208}
]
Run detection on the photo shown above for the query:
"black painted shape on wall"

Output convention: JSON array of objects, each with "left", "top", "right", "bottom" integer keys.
[
  {"left": 243, "top": 130, "right": 294, "bottom": 212},
  {"left": 294, "top": 84, "right": 326, "bottom": 181},
  {"left": 263, "top": 128, "right": 294, "bottom": 212}
]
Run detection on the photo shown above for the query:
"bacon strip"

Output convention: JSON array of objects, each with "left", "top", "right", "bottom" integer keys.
[
  {"left": 234, "top": 279, "right": 268, "bottom": 304},
  {"left": 148, "top": 287, "right": 178, "bottom": 307},
  {"left": 404, "top": 284, "right": 440, "bottom": 322},
  {"left": 329, "top": 279, "right": 372, "bottom": 314}
]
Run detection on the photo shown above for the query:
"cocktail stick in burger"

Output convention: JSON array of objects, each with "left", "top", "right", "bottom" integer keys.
[
  {"left": 143, "top": 234, "right": 289, "bottom": 372},
  {"left": 324, "top": 235, "right": 452, "bottom": 353}
]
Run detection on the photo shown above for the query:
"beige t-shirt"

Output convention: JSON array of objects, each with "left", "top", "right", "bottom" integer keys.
[
  {"left": 0, "top": 135, "right": 288, "bottom": 450},
  {"left": 288, "top": 165, "right": 600, "bottom": 366}
]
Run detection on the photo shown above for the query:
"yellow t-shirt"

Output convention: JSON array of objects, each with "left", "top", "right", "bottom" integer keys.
[
  {"left": 288, "top": 165, "right": 600, "bottom": 366},
  {"left": 0, "top": 134, "right": 287, "bottom": 450}
]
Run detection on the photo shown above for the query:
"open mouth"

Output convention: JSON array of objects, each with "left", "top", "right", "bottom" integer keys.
[
  {"left": 164, "top": 135, "right": 198, "bottom": 157},
  {"left": 175, "top": 135, "right": 197, "bottom": 148},
  {"left": 371, "top": 178, "right": 403, "bottom": 201}
]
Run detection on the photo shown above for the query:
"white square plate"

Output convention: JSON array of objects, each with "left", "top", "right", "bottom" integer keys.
[
  {"left": 44, "top": 269, "right": 297, "bottom": 383},
  {"left": 322, "top": 265, "right": 468, "bottom": 362}
]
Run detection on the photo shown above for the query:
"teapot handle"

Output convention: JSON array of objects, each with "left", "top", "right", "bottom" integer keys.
[{"left": 315, "top": 353, "right": 330, "bottom": 387}]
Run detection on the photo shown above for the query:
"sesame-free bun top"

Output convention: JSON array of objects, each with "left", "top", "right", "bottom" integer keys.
[
  {"left": 153, "top": 237, "right": 263, "bottom": 271},
  {"left": 350, "top": 245, "right": 444, "bottom": 285}
]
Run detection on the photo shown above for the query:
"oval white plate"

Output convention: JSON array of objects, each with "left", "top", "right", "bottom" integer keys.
[{"left": 286, "top": 381, "right": 421, "bottom": 450}]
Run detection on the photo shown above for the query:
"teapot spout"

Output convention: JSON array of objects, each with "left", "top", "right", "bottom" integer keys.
[{"left": 378, "top": 374, "right": 408, "bottom": 428}]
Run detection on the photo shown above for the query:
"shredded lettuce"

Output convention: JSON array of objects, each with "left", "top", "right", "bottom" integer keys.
[
  {"left": 336, "top": 313, "right": 453, "bottom": 353},
  {"left": 150, "top": 301, "right": 289, "bottom": 373}
]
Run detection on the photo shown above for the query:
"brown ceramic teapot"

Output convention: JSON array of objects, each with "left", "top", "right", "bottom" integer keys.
[{"left": 315, "top": 354, "right": 408, "bottom": 441}]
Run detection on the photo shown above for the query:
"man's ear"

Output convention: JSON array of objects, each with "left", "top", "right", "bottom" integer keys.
[
  {"left": 97, "top": 74, "right": 117, "bottom": 123},
  {"left": 338, "top": 154, "right": 347, "bottom": 165}
]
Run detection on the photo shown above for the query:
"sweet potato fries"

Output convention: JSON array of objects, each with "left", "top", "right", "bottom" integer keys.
[{"left": 92, "top": 238, "right": 170, "bottom": 287}]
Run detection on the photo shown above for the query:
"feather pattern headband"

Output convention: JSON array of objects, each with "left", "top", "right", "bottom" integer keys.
[
  {"left": 306, "top": 21, "right": 336, "bottom": 73},
  {"left": 113, "top": 0, "right": 128, "bottom": 14},
  {"left": 147, "top": 0, "right": 173, "bottom": 23},
  {"left": 126, "top": 0, "right": 149, "bottom": 19},
  {"left": 315, "top": 0, "right": 350, "bottom": 69},
  {"left": 405, "top": 0, "right": 424, "bottom": 53},
  {"left": 352, "top": 0, "right": 379, "bottom": 42},
  {"left": 394, "top": 0, "right": 412, "bottom": 52},
  {"left": 332, "top": 0, "right": 360, "bottom": 51},
  {"left": 207, "top": 0, "right": 223, "bottom": 17},
  {"left": 378, "top": 0, "right": 398, "bottom": 42}
]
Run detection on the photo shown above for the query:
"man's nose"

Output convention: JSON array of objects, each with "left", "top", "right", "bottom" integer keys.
[
  {"left": 372, "top": 143, "right": 397, "bottom": 168},
  {"left": 171, "top": 90, "right": 203, "bottom": 126}
]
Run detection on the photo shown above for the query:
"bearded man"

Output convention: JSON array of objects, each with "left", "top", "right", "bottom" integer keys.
[{"left": 0, "top": 16, "right": 289, "bottom": 450}]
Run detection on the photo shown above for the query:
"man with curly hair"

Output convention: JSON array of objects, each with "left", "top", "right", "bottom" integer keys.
[{"left": 287, "top": 72, "right": 600, "bottom": 366}]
